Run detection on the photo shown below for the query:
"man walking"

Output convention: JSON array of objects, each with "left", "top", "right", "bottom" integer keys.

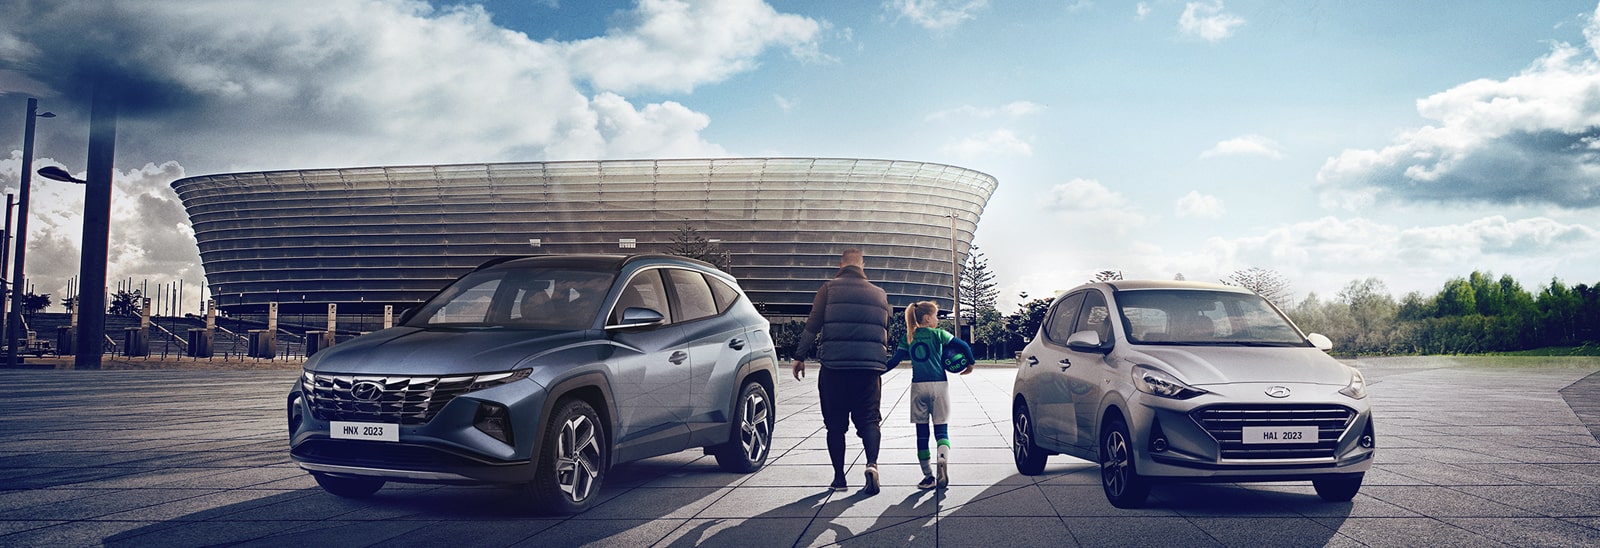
[{"left": 792, "top": 248, "right": 892, "bottom": 494}]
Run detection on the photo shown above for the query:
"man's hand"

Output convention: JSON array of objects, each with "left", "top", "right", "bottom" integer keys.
[{"left": 791, "top": 359, "right": 807, "bottom": 381}]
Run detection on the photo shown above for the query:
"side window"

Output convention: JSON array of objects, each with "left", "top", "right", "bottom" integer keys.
[
  {"left": 1075, "top": 290, "right": 1113, "bottom": 344},
  {"left": 611, "top": 270, "right": 671, "bottom": 325},
  {"left": 666, "top": 269, "right": 718, "bottom": 323},
  {"left": 1044, "top": 292, "right": 1086, "bottom": 344},
  {"left": 706, "top": 274, "right": 742, "bottom": 314}
]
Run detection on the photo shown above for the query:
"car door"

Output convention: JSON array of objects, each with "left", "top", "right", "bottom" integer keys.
[
  {"left": 605, "top": 269, "right": 693, "bottom": 457},
  {"left": 1021, "top": 291, "right": 1084, "bottom": 452},
  {"left": 662, "top": 268, "right": 749, "bottom": 442},
  {"left": 1065, "top": 289, "right": 1115, "bottom": 450}
]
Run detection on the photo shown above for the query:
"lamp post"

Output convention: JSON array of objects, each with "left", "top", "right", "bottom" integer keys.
[{"left": 6, "top": 98, "right": 54, "bottom": 366}]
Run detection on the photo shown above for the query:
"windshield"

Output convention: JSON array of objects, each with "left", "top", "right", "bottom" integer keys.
[
  {"left": 404, "top": 266, "right": 616, "bottom": 330},
  {"left": 1116, "top": 289, "right": 1309, "bottom": 347}
]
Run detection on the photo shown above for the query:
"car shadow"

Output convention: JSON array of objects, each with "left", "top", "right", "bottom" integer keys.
[{"left": 99, "top": 453, "right": 750, "bottom": 547}]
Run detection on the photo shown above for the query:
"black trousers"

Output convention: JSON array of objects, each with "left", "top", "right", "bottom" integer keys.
[{"left": 818, "top": 367, "right": 883, "bottom": 475}]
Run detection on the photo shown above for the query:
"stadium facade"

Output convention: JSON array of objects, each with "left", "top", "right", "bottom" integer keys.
[{"left": 171, "top": 158, "right": 997, "bottom": 317}]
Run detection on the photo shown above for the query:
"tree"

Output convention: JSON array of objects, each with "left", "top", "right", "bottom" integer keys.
[
  {"left": 1004, "top": 295, "right": 1054, "bottom": 350},
  {"left": 1222, "top": 267, "right": 1292, "bottom": 309},
  {"left": 1337, "top": 277, "right": 1397, "bottom": 352},
  {"left": 20, "top": 292, "right": 51, "bottom": 315},
  {"left": 958, "top": 246, "right": 999, "bottom": 324},
  {"left": 665, "top": 223, "right": 731, "bottom": 271},
  {"left": 110, "top": 290, "right": 142, "bottom": 316},
  {"left": 1091, "top": 270, "right": 1123, "bottom": 282},
  {"left": 1435, "top": 277, "right": 1476, "bottom": 317}
]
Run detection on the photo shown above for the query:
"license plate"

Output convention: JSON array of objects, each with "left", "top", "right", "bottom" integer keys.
[
  {"left": 1241, "top": 425, "right": 1318, "bottom": 444},
  {"left": 331, "top": 421, "right": 399, "bottom": 442}
]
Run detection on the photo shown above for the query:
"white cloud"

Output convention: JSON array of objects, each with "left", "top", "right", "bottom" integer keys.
[
  {"left": 1042, "top": 178, "right": 1149, "bottom": 231},
  {"left": 774, "top": 94, "right": 795, "bottom": 112},
  {"left": 926, "top": 100, "right": 1046, "bottom": 122},
  {"left": 1200, "top": 134, "right": 1284, "bottom": 159},
  {"left": 1179, "top": 1, "right": 1244, "bottom": 42},
  {"left": 564, "top": 0, "right": 825, "bottom": 94},
  {"left": 1136, "top": 2, "right": 1152, "bottom": 20},
  {"left": 1316, "top": 4, "right": 1600, "bottom": 209},
  {"left": 887, "top": 0, "right": 991, "bottom": 30},
  {"left": 0, "top": 0, "right": 816, "bottom": 305},
  {"left": 1175, "top": 191, "right": 1226, "bottom": 218},
  {"left": 940, "top": 129, "right": 1033, "bottom": 159}
]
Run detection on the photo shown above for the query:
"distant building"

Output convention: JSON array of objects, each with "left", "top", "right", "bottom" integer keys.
[{"left": 171, "top": 158, "right": 997, "bottom": 316}]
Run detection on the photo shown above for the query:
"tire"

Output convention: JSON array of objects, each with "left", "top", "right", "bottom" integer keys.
[
  {"left": 528, "top": 398, "right": 607, "bottom": 514},
  {"left": 1313, "top": 473, "right": 1364, "bottom": 502},
  {"left": 312, "top": 473, "right": 384, "bottom": 498},
  {"left": 1012, "top": 401, "right": 1047, "bottom": 475},
  {"left": 1100, "top": 416, "right": 1150, "bottom": 508},
  {"left": 714, "top": 380, "right": 773, "bottom": 473}
]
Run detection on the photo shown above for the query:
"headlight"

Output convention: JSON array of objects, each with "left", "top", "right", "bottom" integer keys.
[
  {"left": 1133, "top": 365, "right": 1207, "bottom": 399},
  {"left": 1339, "top": 368, "right": 1367, "bottom": 399}
]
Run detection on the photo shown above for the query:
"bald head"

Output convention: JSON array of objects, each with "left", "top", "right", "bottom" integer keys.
[{"left": 840, "top": 248, "right": 864, "bottom": 268}]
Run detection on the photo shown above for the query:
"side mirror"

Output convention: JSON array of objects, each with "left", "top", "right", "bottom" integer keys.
[
  {"left": 396, "top": 307, "right": 417, "bottom": 325},
  {"left": 1307, "top": 333, "right": 1333, "bottom": 352},
  {"left": 607, "top": 307, "right": 666, "bottom": 330},
  {"left": 1066, "top": 330, "right": 1108, "bottom": 353}
]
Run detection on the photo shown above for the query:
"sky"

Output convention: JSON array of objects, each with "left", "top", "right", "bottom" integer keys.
[{"left": 2, "top": 0, "right": 1599, "bottom": 313}]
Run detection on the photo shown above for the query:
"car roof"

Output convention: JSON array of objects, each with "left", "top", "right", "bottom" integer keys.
[
  {"left": 474, "top": 253, "right": 719, "bottom": 273},
  {"left": 1103, "top": 280, "right": 1252, "bottom": 293}
]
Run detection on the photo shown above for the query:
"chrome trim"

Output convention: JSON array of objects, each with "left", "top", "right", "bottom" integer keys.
[{"left": 299, "top": 462, "right": 476, "bottom": 482}]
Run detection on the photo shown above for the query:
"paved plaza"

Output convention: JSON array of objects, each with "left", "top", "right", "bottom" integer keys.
[{"left": 2, "top": 356, "right": 1599, "bottom": 547}]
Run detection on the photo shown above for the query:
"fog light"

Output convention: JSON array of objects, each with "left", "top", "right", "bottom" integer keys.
[
  {"left": 287, "top": 395, "right": 303, "bottom": 438},
  {"left": 1359, "top": 435, "right": 1374, "bottom": 449},
  {"left": 474, "top": 402, "right": 514, "bottom": 445},
  {"left": 1151, "top": 437, "right": 1169, "bottom": 452}
]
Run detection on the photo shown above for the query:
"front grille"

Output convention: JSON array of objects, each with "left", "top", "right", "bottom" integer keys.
[
  {"left": 303, "top": 369, "right": 530, "bottom": 425},
  {"left": 1190, "top": 404, "right": 1356, "bottom": 460}
]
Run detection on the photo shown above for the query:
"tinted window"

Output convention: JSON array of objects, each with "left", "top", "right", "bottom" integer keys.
[
  {"left": 707, "top": 274, "right": 741, "bottom": 314},
  {"left": 1075, "top": 290, "right": 1113, "bottom": 344},
  {"left": 1044, "top": 291, "right": 1086, "bottom": 344},
  {"left": 407, "top": 267, "right": 614, "bottom": 330},
  {"left": 1115, "top": 289, "right": 1307, "bottom": 346},
  {"left": 611, "top": 270, "right": 672, "bottom": 325},
  {"left": 667, "top": 269, "right": 718, "bottom": 322}
]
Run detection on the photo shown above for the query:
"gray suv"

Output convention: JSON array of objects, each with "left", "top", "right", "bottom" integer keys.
[
  {"left": 287, "top": 254, "right": 778, "bottom": 513},
  {"left": 1012, "top": 280, "right": 1374, "bottom": 508}
]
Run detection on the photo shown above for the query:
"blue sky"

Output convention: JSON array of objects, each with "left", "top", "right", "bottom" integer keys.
[{"left": 3, "top": 0, "right": 1599, "bottom": 311}]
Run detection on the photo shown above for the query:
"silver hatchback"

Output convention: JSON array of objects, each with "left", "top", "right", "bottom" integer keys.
[{"left": 1011, "top": 280, "right": 1374, "bottom": 508}]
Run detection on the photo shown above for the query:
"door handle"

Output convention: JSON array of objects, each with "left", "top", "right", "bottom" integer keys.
[
  {"left": 669, "top": 351, "right": 688, "bottom": 365},
  {"left": 1059, "top": 358, "right": 1071, "bottom": 371},
  {"left": 729, "top": 338, "right": 745, "bottom": 350},
  {"left": 1026, "top": 356, "right": 1038, "bottom": 366}
]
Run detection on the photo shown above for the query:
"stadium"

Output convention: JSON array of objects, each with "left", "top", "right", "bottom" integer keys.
[{"left": 171, "top": 158, "right": 997, "bottom": 317}]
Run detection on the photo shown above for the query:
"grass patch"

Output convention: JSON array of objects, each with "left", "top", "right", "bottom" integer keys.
[{"left": 1481, "top": 344, "right": 1600, "bottom": 357}]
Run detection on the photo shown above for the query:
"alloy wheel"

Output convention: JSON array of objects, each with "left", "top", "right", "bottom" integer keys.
[{"left": 556, "top": 414, "right": 601, "bottom": 502}]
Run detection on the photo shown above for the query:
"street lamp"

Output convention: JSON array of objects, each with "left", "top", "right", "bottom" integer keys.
[{"left": 6, "top": 98, "right": 54, "bottom": 366}]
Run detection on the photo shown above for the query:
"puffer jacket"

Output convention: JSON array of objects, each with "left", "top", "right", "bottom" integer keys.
[{"left": 793, "top": 265, "right": 892, "bottom": 371}]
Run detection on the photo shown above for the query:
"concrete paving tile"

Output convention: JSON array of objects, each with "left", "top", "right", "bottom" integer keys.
[
  {"left": 655, "top": 517, "right": 813, "bottom": 547},
  {"left": 696, "top": 486, "right": 830, "bottom": 519},
  {"left": 827, "top": 487, "right": 940, "bottom": 519},
  {"left": 1187, "top": 516, "right": 1344, "bottom": 547},
  {"left": 1453, "top": 484, "right": 1600, "bottom": 517},
  {"left": 1062, "top": 516, "right": 1223, "bottom": 547},
  {"left": 224, "top": 518, "right": 433, "bottom": 547},
  {"left": 806, "top": 516, "right": 939, "bottom": 547},
  {"left": 581, "top": 486, "right": 732, "bottom": 519},
  {"left": 0, "top": 488, "right": 216, "bottom": 521},
  {"left": 99, "top": 519, "right": 310, "bottom": 546},
  {"left": 1443, "top": 517, "right": 1600, "bottom": 546},
  {"left": 936, "top": 516, "right": 1071, "bottom": 547},
  {"left": 0, "top": 519, "right": 187, "bottom": 547},
  {"left": 0, "top": 520, "right": 68, "bottom": 537},
  {"left": 1154, "top": 483, "right": 1308, "bottom": 517},
  {"left": 1037, "top": 484, "right": 1181, "bottom": 517},
  {"left": 936, "top": 483, "right": 1054, "bottom": 517},
  {"left": 512, "top": 518, "right": 680, "bottom": 547},
  {"left": 1360, "top": 485, "right": 1538, "bottom": 518},
  {"left": 1316, "top": 517, "right": 1503, "bottom": 547},
  {"left": 96, "top": 489, "right": 301, "bottom": 522},
  {"left": 1381, "top": 461, "right": 1526, "bottom": 486}
]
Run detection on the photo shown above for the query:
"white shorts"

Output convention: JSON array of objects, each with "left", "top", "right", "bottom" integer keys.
[{"left": 909, "top": 381, "right": 949, "bottom": 424}]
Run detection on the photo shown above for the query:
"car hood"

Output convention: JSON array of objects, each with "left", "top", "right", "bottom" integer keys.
[
  {"left": 1125, "top": 345, "right": 1351, "bottom": 386},
  {"left": 304, "top": 326, "right": 596, "bottom": 375}
]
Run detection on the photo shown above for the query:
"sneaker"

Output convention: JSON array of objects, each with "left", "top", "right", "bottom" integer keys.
[
  {"left": 936, "top": 445, "right": 950, "bottom": 487},
  {"left": 830, "top": 476, "right": 848, "bottom": 492},
  {"left": 863, "top": 465, "right": 880, "bottom": 495},
  {"left": 917, "top": 475, "right": 937, "bottom": 490}
]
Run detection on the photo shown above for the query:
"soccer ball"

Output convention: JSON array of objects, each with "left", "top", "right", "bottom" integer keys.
[{"left": 941, "top": 344, "right": 971, "bottom": 374}]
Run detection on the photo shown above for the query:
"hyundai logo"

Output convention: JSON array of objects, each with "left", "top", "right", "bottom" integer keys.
[
  {"left": 350, "top": 381, "right": 386, "bottom": 402},
  {"left": 1264, "top": 386, "right": 1292, "bottom": 398}
]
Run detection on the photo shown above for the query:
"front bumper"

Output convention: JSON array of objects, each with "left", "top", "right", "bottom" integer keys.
[{"left": 1126, "top": 385, "right": 1375, "bottom": 481}]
